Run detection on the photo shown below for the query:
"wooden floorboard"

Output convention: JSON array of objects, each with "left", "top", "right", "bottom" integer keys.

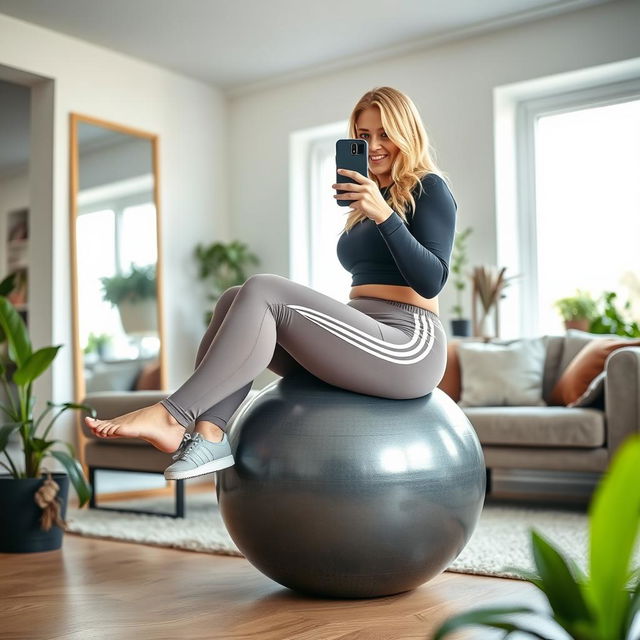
[{"left": 0, "top": 487, "right": 553, "bottom": 640}]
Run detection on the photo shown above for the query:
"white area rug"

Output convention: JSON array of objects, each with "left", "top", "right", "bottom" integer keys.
[{"left": 64, "top": 492, "right": 640, "bottom": 580}]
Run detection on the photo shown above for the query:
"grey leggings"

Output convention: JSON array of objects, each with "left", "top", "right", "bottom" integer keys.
[{"left": 160, "top": 273, "right": 447, "bottom": 431}]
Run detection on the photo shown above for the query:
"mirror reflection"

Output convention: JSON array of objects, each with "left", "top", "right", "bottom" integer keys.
[{"left": 72, "top": 117, "right": 164, "bottom": 395}]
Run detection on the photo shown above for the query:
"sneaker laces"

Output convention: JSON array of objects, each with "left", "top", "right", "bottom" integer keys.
[{"left": 172, "top": 432, "right": 202, "bottom": 461}]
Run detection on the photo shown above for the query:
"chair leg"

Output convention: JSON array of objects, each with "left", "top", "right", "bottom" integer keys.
[
  {"left": 87, "top": 466, "right": 187, "bottom": 518},
  {"left": 175, "top": 479, "right": 185, "bottom": 518}
]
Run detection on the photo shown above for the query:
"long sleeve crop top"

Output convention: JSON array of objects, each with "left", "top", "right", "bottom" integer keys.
[{"left": 336, "top": 173, "right": 458, "bottom": 299}]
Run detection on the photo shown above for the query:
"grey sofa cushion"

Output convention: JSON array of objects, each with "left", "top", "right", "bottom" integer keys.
[
  {"left": 457, "top": 338, "right": 546, "bottom": 407},
  {"left": 463, "top": 406, "right": 606, "bottom": 448}
]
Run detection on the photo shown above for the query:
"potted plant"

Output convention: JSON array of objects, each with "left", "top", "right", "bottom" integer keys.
[
  {"left": 100, "top": 263, "right": 157, "bottom": 335},
  {"left": 83, "top": 332, "right": 112, "bottom": 360},
  {"left": 553, "top": 289, "right": 598, "bottom": 332},
  {"left": 194, "top": 240, "right": 260, "bottom": 326},
  {"left": 589, "top": 291, "right": 640, "bottom": 338},
  {"left": 471, "top": 265, "right": 518, "bottom": 338},
  {"left": 0, "top": 285, "right": 94, "bottom": 553},
  {"left": 449, "top": 226, "right": 473, "bottom": 337},
  {"left": 433, "top": 431, "right": 640, "bottom": 639}
]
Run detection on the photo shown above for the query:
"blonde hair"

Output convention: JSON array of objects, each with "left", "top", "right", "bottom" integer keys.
[{"left": 340, "top": 86, "right": 451, "bottom": 234}]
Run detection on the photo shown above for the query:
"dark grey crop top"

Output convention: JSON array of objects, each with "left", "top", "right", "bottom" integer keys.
[{"left": 336, "top": 173, "right": 458, "bottom": 299}]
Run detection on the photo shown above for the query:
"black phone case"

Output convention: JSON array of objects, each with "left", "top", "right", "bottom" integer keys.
[{"left": 335, "top": 139, "right": 368, "bottom": 206}]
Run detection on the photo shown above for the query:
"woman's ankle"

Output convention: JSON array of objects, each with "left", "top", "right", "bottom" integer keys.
[{"left": 194, "top": 420, "right": 225, "bottom": 442}]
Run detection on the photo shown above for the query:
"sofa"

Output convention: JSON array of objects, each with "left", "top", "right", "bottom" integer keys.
[
  {"left": 76, "top": 331, "right": 640, "bottom": 515},
  {"left": 440, "top": 332, "right": 639, "bottom": 486}
]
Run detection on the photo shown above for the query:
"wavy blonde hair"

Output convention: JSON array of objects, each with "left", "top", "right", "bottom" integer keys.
[{"left": 341, "top": 86, "right": 451, "bottom": 234}]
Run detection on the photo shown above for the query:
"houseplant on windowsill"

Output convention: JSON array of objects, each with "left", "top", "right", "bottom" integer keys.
[
  {"left": 0, "top": 279, "right": 94, "bottom": 553},
  {"left": 553, "top": 289, "right": 598, "bottom": 332},
  {"left": 433, "top": 432, "right": 640, "bottom": 640},
  {"left": 100, "top": 263, "right": 157, "bottom": 335},
  {"left": 449, "top": 226, "right": 473, "bottom": 337},
  {"left": 194, "top": 240, "right": 260, "bottom": 326},
  {"left": 589, "top": 291, "right": 640, "bottom": 338}
]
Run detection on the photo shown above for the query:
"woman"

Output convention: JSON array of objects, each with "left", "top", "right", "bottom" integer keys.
[{"left": 86, "top": 86, "right": 458, "bottom": 481}]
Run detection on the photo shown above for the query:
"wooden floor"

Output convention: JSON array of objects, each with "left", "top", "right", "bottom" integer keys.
[{"left": 0, "top": 486, "right": 554, "bottom": 640}]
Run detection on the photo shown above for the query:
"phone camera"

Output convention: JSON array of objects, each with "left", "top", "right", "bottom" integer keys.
[{"left": 351, "top": 143, "right": 357, "bottom": 154}]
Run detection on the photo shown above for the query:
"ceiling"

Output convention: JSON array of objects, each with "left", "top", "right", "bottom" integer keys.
[
  {"left": 0, "top": 0, "right": 613, "bottom": 97},
  {"left": 0, "top": 0, "right": 616, "bottom": 174}
]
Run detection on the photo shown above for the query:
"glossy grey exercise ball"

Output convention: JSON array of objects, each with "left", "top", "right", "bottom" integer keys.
[{"left": 215, "top": 371, "right": 485, "bottom": 599}]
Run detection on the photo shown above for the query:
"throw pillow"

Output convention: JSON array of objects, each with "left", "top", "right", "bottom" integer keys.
[
  {"left": 134, "top": 360, "right": 162, "bottom": 391},
  {"left": 437, "top": 340, "right": 462, "bottom": 402},
  {"left": 550, "top": 336, "right": 640, "bottom": 406},
  {"left": 457, "top": 338, "right": 546, "bottom": 407},
  {"left": 568, "top": 370, "right": 606, "bottom": 408}
]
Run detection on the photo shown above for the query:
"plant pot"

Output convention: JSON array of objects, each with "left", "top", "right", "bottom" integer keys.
[
  {"left": 565, "top": 318, "right": 590, "bottom": 332},
  {"left": 451, "top": 319, "right": 471, "bottom": 337},
  {"left": 117, "top": 298, "right": 158, "bottom": 335},
  {"left": 0, "top": 473, "right": 69, "bottom": 553}
]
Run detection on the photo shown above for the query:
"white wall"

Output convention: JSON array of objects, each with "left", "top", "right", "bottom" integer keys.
[
  {"left": 228, "top": 0, "right": 640, "bottom": 333},
  {"left": 0, "top": 13, "right": 228, "bottom": 454}
]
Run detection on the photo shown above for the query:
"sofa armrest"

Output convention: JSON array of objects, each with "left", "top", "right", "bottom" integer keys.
[{"left": 605, "top": 346, "right": 640, "bottom": 458}]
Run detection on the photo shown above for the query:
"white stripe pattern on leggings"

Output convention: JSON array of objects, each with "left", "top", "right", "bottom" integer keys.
[{"left": 285, "top": 304, "right": 436, "bottom": 365}]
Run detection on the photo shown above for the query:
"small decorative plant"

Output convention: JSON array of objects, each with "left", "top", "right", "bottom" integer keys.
[
  {"left": 433, "top": 432, "right": 640, "bottom": 640},
  {"left": 0, "top": 290, "right": 93, "bottom": 506},
  {"left": 83, "top": 332, "right": 112, "bottom": 357},
  {"left": 589, "top": 291, "right": 640, "bottom": 338},
  {"left": 449, "top": 226, "right": 473, "bottom": 320},
  {"left": 554, "top": 290, "right": 599, "bottom": 324},
  {"left": 100, "top": 263, "right": 156, "bottom": 306},
  {"left": 471, "top": 265, "right": 518, "bottom": 337},
  {"left": 194, "top": 240, "right": 260, "bottom": 326}
]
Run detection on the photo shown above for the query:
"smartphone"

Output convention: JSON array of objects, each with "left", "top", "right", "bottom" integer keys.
[{"left": 335, "top": 138, "right": 368, "bottom": 206}]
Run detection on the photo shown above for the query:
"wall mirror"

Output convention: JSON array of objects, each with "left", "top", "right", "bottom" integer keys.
[{"left": 69, "top": 114, "right": 167, "bottom": 401}]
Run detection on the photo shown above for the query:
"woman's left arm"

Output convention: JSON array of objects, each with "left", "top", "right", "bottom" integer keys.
[{"left": 375, "top": 175, "right": 457, "bottom": 299}]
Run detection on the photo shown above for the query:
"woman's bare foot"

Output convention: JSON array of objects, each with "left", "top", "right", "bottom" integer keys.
[{"left": 85, "top": 403, "right": 186, "bottom": 453}]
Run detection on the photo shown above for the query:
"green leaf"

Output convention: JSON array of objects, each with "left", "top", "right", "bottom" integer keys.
[
  {"left": 432, "top": 605, "right": 554, "bottom": 640},
  {"left": 0, "top": 422, "right": 21, "bottom": 451},
  {"left": 0, "top": 272, "right": 17, "bottom": 297},
  {"left": 0, "top": 296, "right": 32, "bottom": 367},
  {"left": 500, "top": 564, "right": 545, "bottom": 590},
  {"left": 48, "top": 450, "right": 92, "bottom": 508},
  {"left": 30, "top": 437, "right": 54, "bottom": 454},
  {"left": 13, "top": 346, "right": 62, "bottom": 386},
  {"left": 588, "top": 434, "right": 640, "bottom": 639},
  {"left": 530, "top": 528, "right": 594, "bottom": 629},
  {"left": 50, "top": 439, "right": 77, "bottom": 460}
]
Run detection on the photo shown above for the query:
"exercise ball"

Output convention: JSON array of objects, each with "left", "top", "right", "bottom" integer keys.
[{"left": 215, "top": 370, "right": 485, "bottom": 599}]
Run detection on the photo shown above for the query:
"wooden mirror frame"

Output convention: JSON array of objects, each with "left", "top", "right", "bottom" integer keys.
[{"left": 68, "top": 113, "right": 168, "bottom": 411}]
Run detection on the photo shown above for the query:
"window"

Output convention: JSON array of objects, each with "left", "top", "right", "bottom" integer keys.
[
  {"left": 495, "top": 69, "right": 640, "bottom": 337},
  {"left": 534, "top": 99, "right": 640, "bottom": 335},
  {"left": 308, "top": 137, "right": 352, "bottom": 299},
  {"left": 77, "top": 184, "right": 156, "bottom": 358},
  {"left": 290, "top": 121, "right": 351, "bottom": 301}
]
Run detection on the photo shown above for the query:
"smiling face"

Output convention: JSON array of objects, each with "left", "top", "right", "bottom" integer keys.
[{"left": 355, "top": 106, "right": 400, "bottom": 188}]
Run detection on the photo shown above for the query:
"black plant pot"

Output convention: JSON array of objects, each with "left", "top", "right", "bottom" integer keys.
[
  {"left": 0, "top": 473, "right": 69, "bottom": 553},
  {"left": 451, "top": 318, "right": 471, "bottom": 337}
]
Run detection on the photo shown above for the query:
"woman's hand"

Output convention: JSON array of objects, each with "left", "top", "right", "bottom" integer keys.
[{"left": 332, "top": 169, "right": 394, "bottom": 225}]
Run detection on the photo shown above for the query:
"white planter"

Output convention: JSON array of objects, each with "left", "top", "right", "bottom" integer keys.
[
  {"left": 479, "top": 308, "right": 495, "bottom": 339},
  {"left": 117, "top": 298, "right": 158, "bottom": 335}
]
